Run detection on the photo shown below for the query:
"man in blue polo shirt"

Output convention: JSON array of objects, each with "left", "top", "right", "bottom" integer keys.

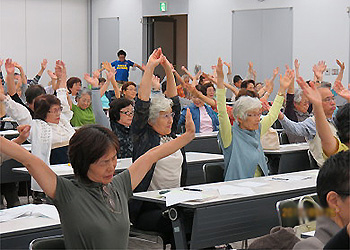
[{"left": 111, "top": 50, "right": 143, "bottom": 85}]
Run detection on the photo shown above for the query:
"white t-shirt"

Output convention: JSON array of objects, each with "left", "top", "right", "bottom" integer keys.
[{"left": 148, "top": 137, "right": 183, "bottom": 191}]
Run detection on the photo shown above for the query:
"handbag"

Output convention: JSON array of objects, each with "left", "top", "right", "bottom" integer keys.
[
  {"left": 261, "top": 128, "right": 280, "bottom": 150},
  {"left": 294, "top": 195, "right": 321, "bottom": 238}
]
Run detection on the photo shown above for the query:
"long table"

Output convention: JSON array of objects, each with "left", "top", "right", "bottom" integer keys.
[
  {"left": 132, "top": 169, "right": 318, "bottom": 249},
  {"left": 13, "top": 152, "right": 224, "bottom": 185}
]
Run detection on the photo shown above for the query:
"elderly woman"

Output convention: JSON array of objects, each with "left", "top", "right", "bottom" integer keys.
[
  {"left": 69, "top": 88, "right": 95, "bottom": 127},
  {"left": 0, "top": 60, "right": 75, "bottom": 202},
  {"left": 129, "top": 48, "right": 186, "bottom": 247},
  {"left": 215, "top": 58, "right": 293, "bottom": 181},
  {"left": 0, "top": 114, "right": 195, "bottom": 249},
  {"left": 121, "top": 81, "right": 137, "bottom": 101}
]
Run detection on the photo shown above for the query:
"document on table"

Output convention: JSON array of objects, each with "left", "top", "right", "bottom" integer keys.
[
  {"left": 270, "top": 175, "right": 312, "bottom": 182},
  {"left": 163, "top": 189, "right": 219, "bottom": 207},
  {"left": 235, "top": 181, "right": 267, "bottom": 188},
  {"left": 0, "top": 204, "right": 59, "bottom": 222},
  {"left": 217, "top": 185, "right": 255, "bottom": 196}
]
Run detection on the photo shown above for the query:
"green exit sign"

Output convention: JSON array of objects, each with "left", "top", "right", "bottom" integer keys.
[{"left": 160, "top": 2, "right": 167, "bottom": 12}]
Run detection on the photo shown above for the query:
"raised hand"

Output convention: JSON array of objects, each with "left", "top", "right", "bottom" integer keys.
[
  {"left": 92, "top": 69, "right": 100, "bottom": 79},
  {"left": 17, "top": 124, "right": 31, "bottom": 142},
  {"left": 147, "top": 48, "right": 163, "bottom": 69},
  {"left": 336, "top": 59, "right": 345, "bottom": 71},
  {"left": 13, "top": 62, "right": 22, "bottom": 69},
  {"left": 333, "top": 80, "right": 350, "bottom": 101},
  {"left": 279, "top": 67, "right": 295, "bottom": 92},
  {"left": 106, "top": 67, "right": 116, "bottom": 81},
  {"left": 294, "top": 59, "right": 300, "bottom": 70},
  {"left": 261, "top": 99, "right": 271, "bottom": 112},
  {"left": 47, "top": 70, "right": 57, "bottom": 80},
  {"left": 5, "top": 59, "right": 15, "bottom": 75},
  {"left": 248, "top": 61, "right": 253, "bottom": 73},
  {"left": 317, "top": 60, "right": 327, "bottom": 73},
  {"left": 223, "top": 62, "right": 232, "bottom": 75},
  {"left": 84, "top": 73, "right": 99, "bottom": 88},
  {"left": 102, "top": 61, "right": 113, "bottom": 72},
  {"left": 184, "top": 108, "right": 195, "bottom": 136},
  {"left": 55, "top": 60, "right": 63, "bottom": 79},
  {"left": 41, "top": 59, "right": 48, "bottom": 70},
  {"left": 273, "top": 67, "right": 279, "bottom": 77},
  {"left": 296, "top": 77, "right": 322, "bottom": 105},
  {"left": 312, "top": 64, "right": 323, "bottom": 80}
]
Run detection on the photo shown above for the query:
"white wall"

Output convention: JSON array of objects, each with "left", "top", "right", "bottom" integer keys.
[
  {"left": 188, "top": 0, "right": 350, "bottom": 87},
  {"left": 142, "top": 0, "right": 188, "bottom": 17},
  {"left": 0, "top": 0, "right": 88, "bottom": 86},
  {"left": 92, "top": 0, "right": 143, "bottom": 84}
]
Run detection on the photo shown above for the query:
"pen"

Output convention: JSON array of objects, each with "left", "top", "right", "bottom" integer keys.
[
  {"left": 159, "top": 190, "right": 170, "bottom": 195},
  {"left": 183, "top": 188, "right": 202, "bottom": 192},
  {"left": 272, "top": 177, "right": 289, "bottom": 181}
]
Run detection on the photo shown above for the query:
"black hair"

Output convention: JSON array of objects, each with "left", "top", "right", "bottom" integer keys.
[
  {"left": 66, "top": 77, "right": 82, "bottom": 94},
  {"left": 241, "top": 79, "right": 255, "bottom": 89},
  {"left": 98, "top": 77, "right": 106, "bottom": 84},
  {"left": 117, "top": 50, "right": 127, "bottom": 57},
  {"left": 195, "top": 84, "right": 206, "bottom": 96},
  {"left": 316, "top": 151, "right": 350, "bottom": 208},
  {"left": 235, "top": 89, "right": 259, "bottom": 101},
  {"left": 68, "top": 125, "right": 120, "bottom": 182},
  {"left": 33, "top": 94, "right": 61, "bottom": 121},
  {"left": 334, "top": 103, "right": 350, "bottom": 144},
  {"left": 25, "top": 85, "right": 46, "bottom": 104},
  {"left": 161, "top": 81, "right": 167, "bottom": 94},
  {"left": 202, "top": 83, "right": 215, "bottom": 96},
  {"left": 109, "top": 98, "right": 134, "bottom": 122},
  {"left": 233, "top": 75, "right": 243, "bottom": 83}
]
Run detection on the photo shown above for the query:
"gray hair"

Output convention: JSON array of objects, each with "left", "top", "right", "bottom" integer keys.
[
  {"left": 233, "top": 96, "right": 261, "bottom": 120},
  {"left": 148, "top": 93, "right": 173, "bottom": 123},
  {"left": 76, "top": 87, "right": 92, "bottom": 99},
  {"left": 294, "top": 88, "right": 304, "bottom": 103}
]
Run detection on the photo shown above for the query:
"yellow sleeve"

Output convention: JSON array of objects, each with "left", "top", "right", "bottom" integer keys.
[
  {"left": 323, "top": 137, "right": 349, "bottom": 159},
  {"left": 260, "top": 95, "right": 284, "bottom": 137},
  {"left": 217, "top": 89, "right": 232, "bottom": 148}
]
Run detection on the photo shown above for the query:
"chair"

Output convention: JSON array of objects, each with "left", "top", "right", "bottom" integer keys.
[
  {"left": 278, "top": 151, "right": 311, "bottom": 174},
  {"left": 278, "top": 131, "right": 290, "bottom": 145},
  {"left": 29, "top": 235, "right": 65, "bottom": 250},
  {"left": 130, "top": 225, "right": 167, "bottom": 250},
  {"left": 203, "top": 162, "right": 225, "bottom": 183},
  {"left": 276, "top": 193, "right": 320, "bottom": 228},
  {"left": 307, "top": 150, "right": 319, "bottom": 169}
]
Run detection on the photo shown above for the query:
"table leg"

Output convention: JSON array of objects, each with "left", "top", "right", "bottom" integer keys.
[{"left": 169, "top": 207, "right": 188, "bottom": 249}]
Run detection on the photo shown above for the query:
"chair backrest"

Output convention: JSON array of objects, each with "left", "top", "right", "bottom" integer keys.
[
  {"left": 279, "top": 131, "right": 290, "bottom": 145},
  {"left": 29, "top": 235, "right": 65, "bottom": 250},
  {"left": 276, "top": 193, "right": 320, "bottom": 228},
  {"left": 203, "top": 162, "right": 225, "bottom": 183},
  {"left": 307, "top": 150, "right": 319, "bottom": 169}
]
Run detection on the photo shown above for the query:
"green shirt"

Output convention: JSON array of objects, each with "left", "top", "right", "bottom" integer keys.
[
  {"left": 53, "top": 170, "right": 133, "bottom": 249},
  {"left": 70, "top": 104, "right": 95, "bottom": 127}
]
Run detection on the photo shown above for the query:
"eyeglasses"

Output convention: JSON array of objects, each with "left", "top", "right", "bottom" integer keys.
[
  {"left": 159, "top": 112, "right": 175, "bottom": 119},
  {"left": 246, "top": 113, "right": 262, "bottom": 118},
  {"left": 322, "top": 96, "right": 335, "bottom": 103},
  {"left": 48, "top": 107, "right": 63, "bottom": 114},
  {"left": 102, "top": 185, "right": 121, "bottom": 214},
  {"left": 120, "top": 110, "right": 134, "bottom": 116}
]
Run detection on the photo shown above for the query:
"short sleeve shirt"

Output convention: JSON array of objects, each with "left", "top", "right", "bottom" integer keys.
[
  {"left": 111, "top": 60, "right": 134, "bottom": 81},
  {"left": 53, "top": 170, "right": 133, "bottom": 249}
]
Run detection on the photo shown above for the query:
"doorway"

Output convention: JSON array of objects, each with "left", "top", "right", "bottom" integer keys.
[{"left": 143, "top": 15, "right": 188, "bottom": 79}]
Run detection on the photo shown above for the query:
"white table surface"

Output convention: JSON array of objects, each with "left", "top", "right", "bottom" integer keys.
[
  {"left": 264, "top": 143, "right": 309, "bottom": 154},
  {"left": 133, "top": 169, "right": 318, "bottom": 207},
  {"left": 13, "top": 152, "right": 223, "bottom": 176},
  {"left": 0, "top": 130, "right": 19, "bottom": 136},
  {"left": 0, "top": 216, "right": 60, "bottom": 235}
]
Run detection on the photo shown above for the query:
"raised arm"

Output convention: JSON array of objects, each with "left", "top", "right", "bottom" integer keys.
[
  {"left": 102, "top": 61, "right": 120, "bottom": 98},
  {"left": 260, "top": 67, "right": 294, "bottom": 135},
  {"left": 181, "top": 66, "right": 194, "bottom": 81},
  {"left": 47, "top": 70, "right": 59, "bottom": 91},
  {"left": 296, "top": 77, "right": 337, "bottom": 156},
  {"left": 55, "top": 60, "right": 72, "bottom": 121},
  {"left": 313, "top": 60, "right": 326, "bottom": 83},
  {"left": 5, "top": 59, "right": 16, "bottom": 96},
  {"left": 32, "top": 59, "right": 48, "bottom": 85},
  {"left": 0, "top": 136, "right": 57, "bottom": 198},
  {"left": 14, "top": 62, "right": 27, "bottom": 87},
  {"left": 128, "top": 109, "right": 195, "bottom": 190},
  {"left": 133, "top": 63, "right": 145, "bottom": 72},
  {"left": 160, "top": 56, "right": 177, "bottom": 98},
  {"left": 138, "top": 48, "right": 162, "bottom": 101},
  {"left": 333, "top": 80, "right": 350, "bottom": 102},
  {"left": 294, "top": 59, "right": 300, "bottom": 79},
  {"left": 335, "top": 59, "right": 345, "bottom": 83},
  {"left": 84, "top": 72, "right": 111, "bottom": 129}
]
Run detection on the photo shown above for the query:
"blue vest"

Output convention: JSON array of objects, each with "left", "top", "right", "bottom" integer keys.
[{"left": 219, "top": 122, "right": 268, "bottom": 181}]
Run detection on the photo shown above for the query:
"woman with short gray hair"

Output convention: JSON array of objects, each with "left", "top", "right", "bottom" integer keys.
[
  {"left": 215, "top": 57, "right": 294, "bottom": 181},
  {"left": 69, "top": 87, "right": 96, "bottom": 127},
  {"left": 129, "top": 48, "right": 192, "bottom": 248}
]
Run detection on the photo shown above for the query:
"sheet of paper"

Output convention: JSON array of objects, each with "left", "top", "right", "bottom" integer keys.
[
  {"left": 235, "top": 181, "right": 266, "bottom": 188},
  {"left": 165, "top": 190, "right": 204, "bottom": 207},
  {"left": 270, "top": 175, "right": 312, "bottom": 181},
  {"left": 217, "top": 185, "right": 255, "bottom": 196},
  {"left": 0, "top": 204, "right": 59, "bottom": 223}
]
